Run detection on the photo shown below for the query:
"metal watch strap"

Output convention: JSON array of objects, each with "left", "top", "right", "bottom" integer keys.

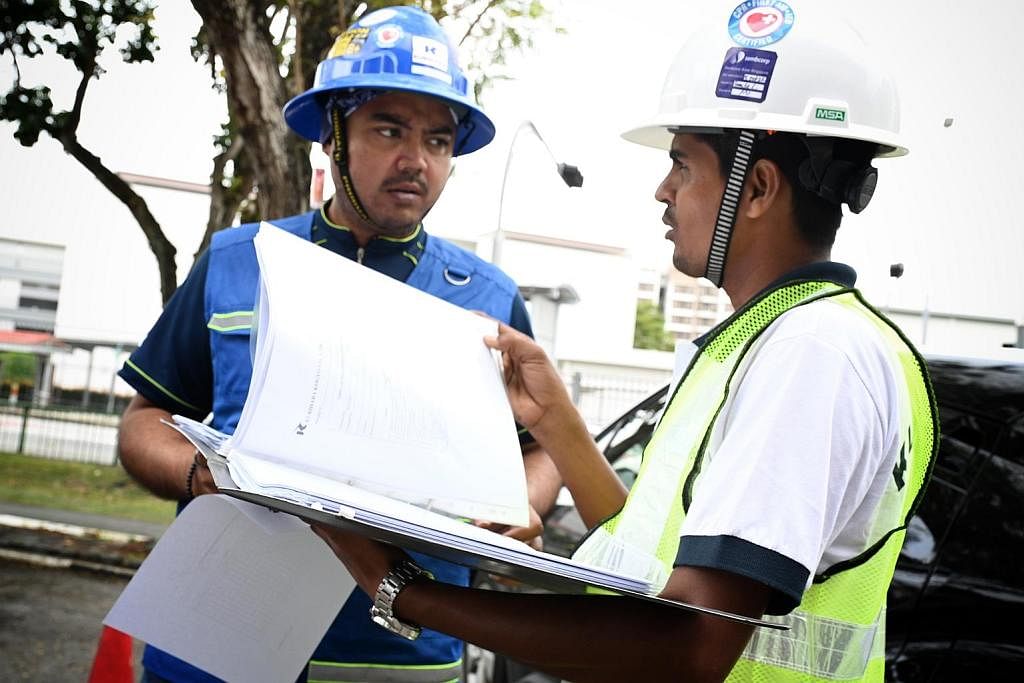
[{"left": 369, "top": 559, "right": 426, "bottom": 640}]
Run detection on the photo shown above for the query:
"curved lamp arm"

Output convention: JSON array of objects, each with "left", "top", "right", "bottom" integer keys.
[{"left": 494, "top": 121, "right": 583, "bottom": 266}]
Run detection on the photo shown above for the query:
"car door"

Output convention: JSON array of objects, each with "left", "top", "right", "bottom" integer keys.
[{"left": 886, "top": 356, "right": 1024, "bottom": 681}]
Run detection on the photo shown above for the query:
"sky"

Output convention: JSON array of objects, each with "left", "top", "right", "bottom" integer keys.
[{"left": 1, "top": 0, "right": 1022, "bottom": 331}]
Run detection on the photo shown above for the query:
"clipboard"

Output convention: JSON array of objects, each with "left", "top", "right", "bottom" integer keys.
[{"left": 206, "top": 471, "right": 787, "bottom": 630}]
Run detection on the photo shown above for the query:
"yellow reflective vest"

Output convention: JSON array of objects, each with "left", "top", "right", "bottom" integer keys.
[{"left": 574, "top": 279, "right": 937, "bottom": 681}]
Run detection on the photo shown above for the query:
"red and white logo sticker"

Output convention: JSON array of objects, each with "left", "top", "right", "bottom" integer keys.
[
  {"left": 374, "top": 24, "right": 403, "bottom": 48},
  {"left": 740, "top": 8, "right": 783, "bottom": 38},
  {"left": 728, "top": 1, "right": 795, "bottom": 48}
]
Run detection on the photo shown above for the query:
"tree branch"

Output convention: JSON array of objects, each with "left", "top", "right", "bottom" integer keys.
[
  {"left": 65, "top": 59, "right": 95, "bottom": 133},
  {"left": 457, "top": 0, "right": 504, "bottom": 46},
  {"left": 286, "top": 1, "right": 304, "bottom": 98},
  {"left": 195, "top": 133, "right": 246, "bottom": 261},
  {"left": 10, "top": 51, "right": 22, "bottom": 86},
  {"left": 58, "top": 132, "right": 178, "bottom": 305}
]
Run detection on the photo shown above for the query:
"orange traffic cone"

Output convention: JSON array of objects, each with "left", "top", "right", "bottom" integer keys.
[{"left": 88, "top": 625, "right": 134, "bottom": 683}]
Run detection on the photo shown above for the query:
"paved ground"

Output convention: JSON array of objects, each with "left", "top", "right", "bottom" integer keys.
[
  {"left": 0, "top": 502, "right": 166, "bottom": 682},
  {"left": 0, "top": 557, "right": 144, "bottom": 681}
]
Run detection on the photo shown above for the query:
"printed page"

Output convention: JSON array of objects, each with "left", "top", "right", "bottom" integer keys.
[
  {"left": 231, "top": 223, "right": 529, "bottom": 526},
  {"left": 105, "top": 495, "right": 355, "bottom": 683}
]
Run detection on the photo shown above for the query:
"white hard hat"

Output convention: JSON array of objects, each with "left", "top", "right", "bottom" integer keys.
[{"left": 623, "top": 1, "right": 907, "bottom": 157}]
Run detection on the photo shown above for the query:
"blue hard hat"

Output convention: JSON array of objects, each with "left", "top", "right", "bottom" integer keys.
[{"left": 283, "top": 5, "right": 495, "bottom": 156}]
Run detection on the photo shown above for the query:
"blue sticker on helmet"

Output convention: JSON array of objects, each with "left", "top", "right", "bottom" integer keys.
[
  {"left": 728, "top": 1, "right": 795, "bottom": 48},
  {"left": 716, "top": 48, "right": 777, "bottom": 103}
]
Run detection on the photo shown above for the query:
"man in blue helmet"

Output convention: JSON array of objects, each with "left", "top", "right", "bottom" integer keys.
[{"left": 116, "top": 6, "right": 560, "bottom": 682}]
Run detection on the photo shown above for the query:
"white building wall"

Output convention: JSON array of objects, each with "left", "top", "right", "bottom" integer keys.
[
  {"left": 491, "top": 236, "right": 636, "bottom": 362},
  {"left": 1, "top": 140, "right": 211, "bottom": 393}
]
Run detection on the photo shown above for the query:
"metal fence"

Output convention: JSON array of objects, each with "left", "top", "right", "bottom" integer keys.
[
  {"left": 2, "top": 372, "right": 669, "bottom": 466},
  {"left": 566, "top": 372, "right": 669, "bottom": 433},
  {"left": 0, "top": 402, "right": 121, "bottom": 465}
]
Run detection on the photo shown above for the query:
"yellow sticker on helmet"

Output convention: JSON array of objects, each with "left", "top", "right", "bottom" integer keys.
[{"left": 329, "top": 27, "right": 370, "bottom": 57}]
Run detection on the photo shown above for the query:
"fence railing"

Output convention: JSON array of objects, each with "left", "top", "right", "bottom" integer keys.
[
  {"left": 0, "top": 402, "right": 120, "bottom": 465},
  {"left": 565, "top": 372, "right": 669, "bottom": 433},
  {"left": 3, "top": 373, "right": 670, "bottom": 466}
]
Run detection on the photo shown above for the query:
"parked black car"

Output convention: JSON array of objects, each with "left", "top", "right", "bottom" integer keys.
[{"left": 476, "top": 350, "right": 1024, "bottom": 682}]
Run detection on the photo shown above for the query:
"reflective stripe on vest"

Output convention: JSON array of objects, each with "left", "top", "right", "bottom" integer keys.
[
  {"left": 207, "top": 311, "right": 253, "bottom": 332},
  {"left": 735, "top": 605, "right": 886, "bottom": 680},
  {"left": 572, "top": 281, "right": 937, "bottom": 683},
  {"left": 306, "top": 658, "right": 462, "bottom": 682}
]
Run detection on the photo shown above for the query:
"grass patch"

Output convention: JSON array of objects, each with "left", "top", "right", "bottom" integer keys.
[{"left": 0, "top": 452, "right": 176, "bottom": 525}]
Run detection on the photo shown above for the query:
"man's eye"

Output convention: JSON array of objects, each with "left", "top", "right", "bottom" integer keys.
[
  {"left": 429, "top": 137, "right": 452, "bottom": 149},
  {"left": 378, "top": 127, "right": 400, "bottom": 138}
]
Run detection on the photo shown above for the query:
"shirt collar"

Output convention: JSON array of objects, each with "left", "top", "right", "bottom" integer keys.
[
  {"left": 692, "top": 262, "right": 856, "bottom": 349},
  {"left": 763, "top": 261, "right": 857, "bottom": 290},
  {"left": 314, "top": 202, "right": 426, "bottom": 251}
]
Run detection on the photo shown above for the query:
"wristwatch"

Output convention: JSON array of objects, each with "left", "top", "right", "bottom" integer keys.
[{"left": 369, "top": 559, "right": 427, "bottom": 640}]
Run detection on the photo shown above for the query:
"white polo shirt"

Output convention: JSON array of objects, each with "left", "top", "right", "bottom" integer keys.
[{"left": 675, "top": 290, "right": 904, "bottom": 612}]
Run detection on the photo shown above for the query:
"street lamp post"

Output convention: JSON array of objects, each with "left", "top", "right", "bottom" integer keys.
[{"left": 493, "top": 121, "right": 583, "bottom": 266}]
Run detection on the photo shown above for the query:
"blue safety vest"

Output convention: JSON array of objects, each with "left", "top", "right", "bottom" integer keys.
[{"left": 144, "top": 211, "right": 520, "bottom": 683}]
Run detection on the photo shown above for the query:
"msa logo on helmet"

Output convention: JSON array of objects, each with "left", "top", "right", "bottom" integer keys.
[
  {"left": 728, "top": 1, "right": 795, "bottom": 48},
  {"left": 815, "top": 107, "right": 847, "bottom": 122}
]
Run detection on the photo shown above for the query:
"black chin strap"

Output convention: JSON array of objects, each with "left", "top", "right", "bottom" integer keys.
[
  {"left": 329, "top": 105, "right": 379, "bottom": 227},
  {"left": 705, "top": 129, "right": 757, "bottom": 287}
]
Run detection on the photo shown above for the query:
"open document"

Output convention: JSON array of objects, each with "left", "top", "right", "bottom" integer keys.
[
  {"left": 158, "top": 222, "right": 783, "bottom": 637},
  {"left": 224, "top": 221, "right": 529, "bottom": 526}
]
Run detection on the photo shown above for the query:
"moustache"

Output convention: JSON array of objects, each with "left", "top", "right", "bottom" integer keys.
[
  {"left": 662, "top": 207, "right": 676, "bottom": 227},
  {"left": 383, "top": 172, "right": 427, "bottom": 194}
]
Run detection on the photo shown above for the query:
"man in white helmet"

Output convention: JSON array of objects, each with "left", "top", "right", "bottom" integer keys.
[{"left": 313, "top": 2, "right": 937, "bottom": 681}]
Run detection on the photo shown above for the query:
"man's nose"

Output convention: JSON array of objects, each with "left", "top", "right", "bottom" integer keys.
[
  {"left": 396, "top": 138, "right": 429, "bottom": 173},
  {"left": 654, "top": 174, "right": 674, "bottom": 204}
]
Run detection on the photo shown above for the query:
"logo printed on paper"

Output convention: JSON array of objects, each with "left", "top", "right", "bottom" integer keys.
[
  {"left": 357, "top": 8, "right": 398, "bottom": 27},
  {"left": 412, "top": 36, "right": 449, "bottom": 73},
  {"left": 374, "top": 24, "right": 403, "bottom": 48},
  {"left": 815, "top": 107, "right": 847, "bottom": 122},
  {"left": 728, "top": 1, "right": 795, "bottom": 48}
]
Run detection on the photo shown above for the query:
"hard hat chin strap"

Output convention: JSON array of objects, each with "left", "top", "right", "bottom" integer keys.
[
  {"left": 329, "top": 104, "right": 380, "bottom": 228},
  {"left": 705, "top": 129, "right": 757, "bottom": 287}
]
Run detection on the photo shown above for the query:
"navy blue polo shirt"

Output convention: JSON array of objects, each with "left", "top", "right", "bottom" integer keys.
[{"left": 119, "top": 207, "right": 535, "bottom": 433}]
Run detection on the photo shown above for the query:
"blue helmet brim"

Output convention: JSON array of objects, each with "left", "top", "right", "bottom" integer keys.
[{"left": 284, "top": 81, "right": 495, "bottom": 156}]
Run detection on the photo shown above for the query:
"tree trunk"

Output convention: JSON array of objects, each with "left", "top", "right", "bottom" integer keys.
[
  {"left": 195, "top": 135, "right": 250, "bottom": 261},
  {"left": 59, "top": 133, "right": 179, "bottom": 305},
  {"left": 191, "top": 0, "right": 311, "bottom": 223}
]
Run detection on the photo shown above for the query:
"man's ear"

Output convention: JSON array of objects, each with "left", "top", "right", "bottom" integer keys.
[
  {"left": 743, "top": 158, "right": 783, "bottom": 219},
  {"left": 322, "top": 139, "right": 334, "bottom": 156}
]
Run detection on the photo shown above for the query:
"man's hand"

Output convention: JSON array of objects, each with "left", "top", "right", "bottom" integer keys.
[
  {"left": 189, "top": 452, "right": 219, "bottom": 497},
  {"left": 484, "top": 323, "right": 574, "bottom": 433},
  {"left": 474, "top": 504, "right": 544, "bottom": 551},
  {"left": 311, "top": 523, "right": 408, "bottom": 595}
]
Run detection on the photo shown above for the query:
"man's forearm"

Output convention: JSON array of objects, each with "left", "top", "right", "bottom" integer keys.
[
  {"left": 395, "top": 576, "right": 755, "bottom": 683},
  {"left": 117, "top": 393, "right": 197, "bottom": 500},
  {"left": 522, "top": 444, "right": 561, "bottom": 516},
  {"left": 530, "top": 405, "right": 628, "bottom": 528}
]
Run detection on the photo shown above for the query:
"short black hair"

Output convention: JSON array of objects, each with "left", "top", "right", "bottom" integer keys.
[{"left": 696, "top": 131, "right": 877, "bottom": 250}]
